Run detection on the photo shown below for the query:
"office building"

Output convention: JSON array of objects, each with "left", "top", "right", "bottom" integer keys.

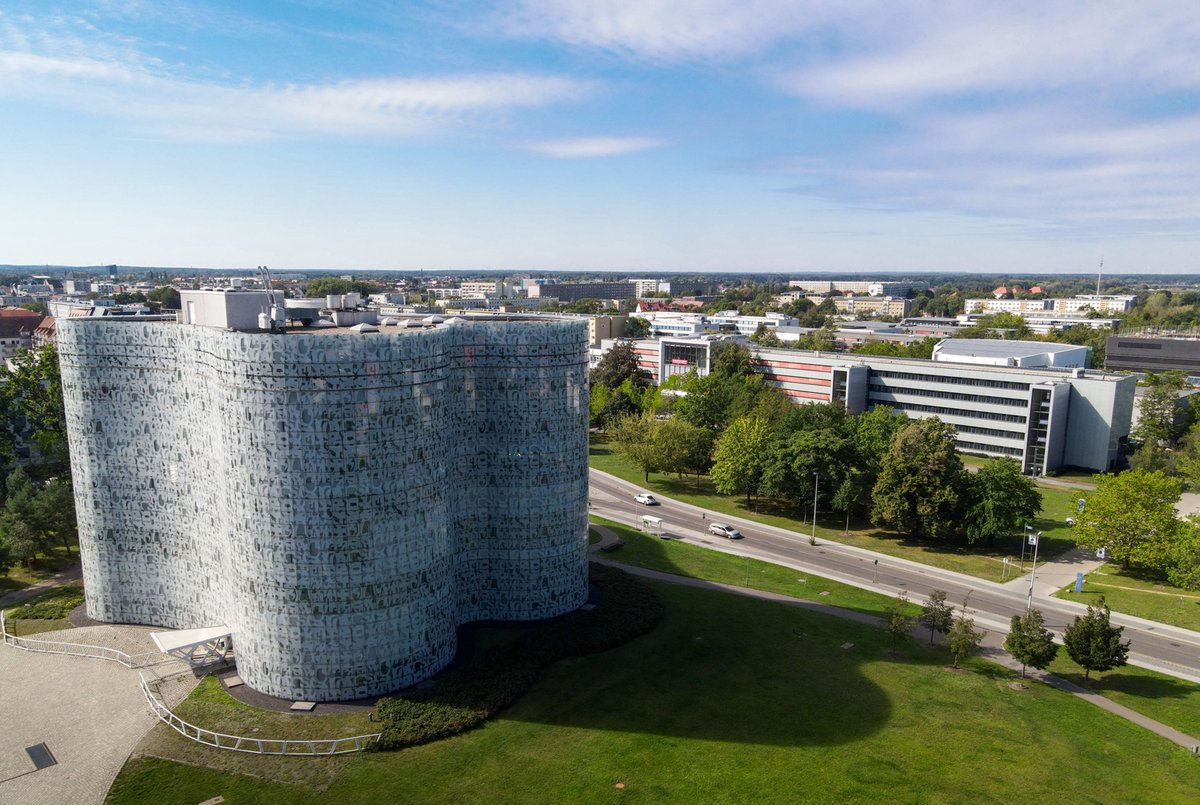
[
  {"left": 628, "top": 337, "right": 1134, "bottom": 473},
  {"left": 1106, "top": 334, "right": 1200, "bottom": 374}
]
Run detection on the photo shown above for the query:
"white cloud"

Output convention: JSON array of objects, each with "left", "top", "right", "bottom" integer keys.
[
  {"left": 526, "top": 136, "right": 665, "bottom": 158},
  {"left": 490, "top": 0, "right": 851, "bottom": 62},
  {"left": 0, "top": 42, "right": 591, "bottom": 141}
]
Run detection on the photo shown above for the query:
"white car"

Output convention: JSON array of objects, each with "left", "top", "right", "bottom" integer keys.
[
  {"left": 708, "top": 523, "right": 743, "bottom": 540},
  {"left": 634, "top": 493, "right": 659, "bottom": 506}
]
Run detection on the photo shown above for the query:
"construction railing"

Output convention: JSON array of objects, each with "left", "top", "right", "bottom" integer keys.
[
  {"left": 139, "top": 672, "right": 382, "bottom": 756},
  {"left": 0, "top": 610, "right": 160, "bottom": 668}
]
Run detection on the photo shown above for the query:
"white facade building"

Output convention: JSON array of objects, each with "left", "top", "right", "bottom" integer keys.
[{"left": 58, "top": 300, "right": 590, "bottom": 702}]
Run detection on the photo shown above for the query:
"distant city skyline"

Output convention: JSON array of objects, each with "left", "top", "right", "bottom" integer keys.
[{"left": 2, "top": 2, "right": 1198, "bottom": 273}]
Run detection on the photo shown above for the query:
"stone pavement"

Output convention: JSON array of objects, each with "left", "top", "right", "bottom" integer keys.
[
  {"left": 0, "top": 625, "right": 196, "bottom": 805},
  {"left": 589, "top": 522, "right": 1200, "bottom": 753}
]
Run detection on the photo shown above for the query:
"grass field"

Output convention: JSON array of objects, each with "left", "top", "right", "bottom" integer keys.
[
  {"left": 0, "top": 543, "right": 78, "bottom": 594},
  {"left": 2, "top": 583, "right": 83, "bottom": 635},
  {"left": 591, "top": 516, "right": 918, "bottom": 619},
  {"left": 1056, "top": 564, "right": 1200, "bottom": 632},
  {"left": 591, "top": 435, "right": 1078, "bottom": 583},
  {"left": 108, "top": 580, "right": 1200, "bottom": 804},
  {"left": 593, "top": 516, "right": 1200, "bottom": 742}
]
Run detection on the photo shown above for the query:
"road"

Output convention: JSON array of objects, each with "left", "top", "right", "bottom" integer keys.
[{"left": 589, "top": 468, "right": 1200, "bottom": 684}]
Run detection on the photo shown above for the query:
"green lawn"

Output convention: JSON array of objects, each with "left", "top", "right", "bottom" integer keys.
[
  {"left": 1048, "top": 654, "right": 1200, "bottom": 740},
  {"left": 591, "top": 435, "right": 1078, "bottom": 583},
  {"left": 108, "top": 582, "right": 1200, "bottom": 804},
  {"left": 2, "top": 583, "right": 83, "bottom": 635},
  {"left": 0, "top": 543, "right": 79, "bottom": 594},
  {"left": 590, "top": 516, "right": 916, "bottom": 619},
  {"left": 1055, "top": 564, "right": 1200, "bottom": 632}
]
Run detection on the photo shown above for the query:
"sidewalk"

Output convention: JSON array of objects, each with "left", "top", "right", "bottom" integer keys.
[
  {"left": 0, "top": 563, "right": 83, "bottom": 609},
  {"left": 1004, "top": 547, "right": 1106, "bottom": 598},
  {"left": 589, "top": 522, "right": 1200, "bottom": 754}
]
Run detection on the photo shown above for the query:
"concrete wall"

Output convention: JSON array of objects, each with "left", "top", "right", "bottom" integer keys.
[{"left": 57, "top": 318, "right": 589, "bottom": 702}]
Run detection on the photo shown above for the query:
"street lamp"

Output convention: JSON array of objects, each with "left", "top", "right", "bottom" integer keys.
[
  {"left": 1025, "top": 530, "right": 1043, "bottom": 612},
  {"left": 811, "top": 472, "right": 819, "bottom": 545}
]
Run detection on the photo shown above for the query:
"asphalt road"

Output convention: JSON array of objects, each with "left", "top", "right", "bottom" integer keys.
[{"left": 589, "top": 468, "right": 1200, "bottom": 683}]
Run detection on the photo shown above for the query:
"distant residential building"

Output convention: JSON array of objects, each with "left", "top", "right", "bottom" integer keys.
[
  {"left": 527, "top": 281, "right": 636, "bottom": 302},
  {"left": 32, "top": 316, "right": 56, "bottom": 349},
  {"left": 0, "top": 309, "right": 44, "bottom": 360},
  {"left": 429, "top": 287, "right": 463, "bottom": 300},
  {"left": 831, "top": 296, "right": 912, "bottom": 318},
  {"left": 965, "top": 295, "right": 1136, "bottom": 315},
  {"left": 461, "top": 280, "right": 513, "bottom": 298},
  {"left": 787, "top": 280, "right": 928, "bottom": 296},
  {"left": 586, "top": 315, "right": 628, "bottom": 347},
  {"left": 628, "top": 279, "right": 669, "bottom": 298},
  {"left": 14, "top": 283, "right": 54, "bottom": 298},
  {"left": 1106, "top": 334, "right": 1200, "bottom": 374}
]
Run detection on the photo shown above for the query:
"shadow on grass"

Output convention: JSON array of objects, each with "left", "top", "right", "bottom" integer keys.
[{"left": 500, "top": 578, "right": 943, "bottom": 748}]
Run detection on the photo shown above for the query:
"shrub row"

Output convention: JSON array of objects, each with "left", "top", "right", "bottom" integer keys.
[
  {"left": 5, "top": 585, "right": 84, "bottom": 620},
  {"left": 374, "top": 564, "right": 662, "bottom": 750}
]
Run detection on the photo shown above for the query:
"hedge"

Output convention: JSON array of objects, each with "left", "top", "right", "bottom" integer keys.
[{"left": 374, "top": 564, "right": 662, "bottom": 750}]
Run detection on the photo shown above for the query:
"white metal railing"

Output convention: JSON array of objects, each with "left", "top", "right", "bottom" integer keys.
[
  {"left": 0, "top": 610, "right": 160, "bottom": 668},
  {"left": 139, "top": 672, "right": 382, "bottom": 756}
]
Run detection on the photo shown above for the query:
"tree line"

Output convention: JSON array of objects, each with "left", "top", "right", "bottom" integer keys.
[
  {"left": 592, "top": 341, "right": 1042, "bottom": 545},
  {"left": 0, "top": 345, "right": 74, "bottom": 575}
]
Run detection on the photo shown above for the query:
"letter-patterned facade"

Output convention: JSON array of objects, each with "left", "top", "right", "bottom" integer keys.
[{"left": 57, "top": 318, "right": 589, "bottom": 701}]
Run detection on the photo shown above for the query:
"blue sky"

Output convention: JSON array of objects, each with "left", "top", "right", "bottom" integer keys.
[{"left": 2, "top": 1, "right": 1198, "bottom": 273}]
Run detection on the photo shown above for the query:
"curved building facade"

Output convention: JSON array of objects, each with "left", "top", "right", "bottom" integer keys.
[{"left": 57, "top": 316, "right": 589, "bottom": 701}]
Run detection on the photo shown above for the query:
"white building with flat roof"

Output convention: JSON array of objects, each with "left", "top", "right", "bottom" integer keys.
[{"left": 932, "top": 339, "right": 1090, "bottom": 368}]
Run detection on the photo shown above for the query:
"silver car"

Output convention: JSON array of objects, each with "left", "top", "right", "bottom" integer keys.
[{"left": 708, "top": 523, "right": 743, "bottom": 539}]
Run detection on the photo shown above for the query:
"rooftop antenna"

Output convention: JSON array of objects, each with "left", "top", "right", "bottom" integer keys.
[{"left": 1096, "top": 257, "right": 1103, "bottom": 296}]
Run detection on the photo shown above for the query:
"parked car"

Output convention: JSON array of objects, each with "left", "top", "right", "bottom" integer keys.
[
  {"left": 634, "top": 493, "right": 659, "bottom": 506},
  {"left": 708, "top": 523, "right": 743, "bottom": 540}
]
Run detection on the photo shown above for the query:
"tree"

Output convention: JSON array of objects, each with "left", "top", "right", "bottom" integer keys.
[
  {"left": 652, "top": 418, "right": 713, "bottom": 485},
  {"left": 34, "top": 478, "right": 77, "bottom": 558},
  {"left": 709, "top": 341, "right": 754, "bottom": 378},
  {"left": 749, "top": 323, "right": 781, "bottom": 347},
  {"left": 963, "top": 459, "right": 1043, "bottom": 545},
  {"left": 710, "top": 416, "right": 772, "bottom": 504},
  {"left": 146, "top": 286, "right": 182, "bottom": 310},
  {"left": 1134, "top": 371, "right": 1191, "bottom": 445},
  {"left": 1063, "top": 597, "right": 1130, "bottom": 680},
  {"left": 624, "top": 316, "right": 651, "bottom": 339},
  {"left": 760, "top": 428, "right": 854, "bottom": 516},
  {"left": 594, "top": 390, "right": 640, "bottom": 430},
  {"left": 918, "top": 590, "right": 954, "bottom": 645},
  {"left": 609, "top": 414, "right": 659, "bottom": 482},
  {"left": 590, "top": 342, "right": 647, "bottom": 390},
  {"left": 305, "top": 277, "right": 377, "bottom": 298},
  {"left": 3, "top": 520, "right": 40, "bottom": 568},
  {"left": 1004, "top": 609, "right": 1058, "bottom": 678},
  {"left": 1167, "top": 517, "right": 1200, "bottom": 591},
  {"left": 882, "top": 593, "right": 915, "bottom": 645},
  {"left": 947, "top": 613, "right": 985, "bottom": 668},
  {"left": 0, "top": 345, "right": 69, "bottom": 478},
  {"left": 870, "top": 418, "right": 968, "bottom": 540},
  {"left": 1074, "top": 469, "right": 1182, "bottom": 571}
]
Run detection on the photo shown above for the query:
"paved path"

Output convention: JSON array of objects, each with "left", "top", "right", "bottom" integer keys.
[
  {"left": 0, "top": 625, "right": 195, "bottom": 805},
  {"left": 0, "top": 563, "right": 82, "bottom": 609},
  {"left": 1004, "top": 547, "right": 1107, "bottom": 599},
  {"left": 589, "top": 522, "right": 1200, "bottom": 753}
]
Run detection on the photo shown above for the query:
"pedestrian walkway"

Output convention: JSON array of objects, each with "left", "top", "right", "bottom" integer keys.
[
  {"left": 1005, "top": 547, "right": 1107, "bottom": 598},
  {"left": 588, "top": 522, "right": 1200, "bottom": 754},
  {"left": 0, "top": 623, "right": 198, "bottom": 805},
  {"left": 0, "top": 563, "right": 82, "bottom": 609}
]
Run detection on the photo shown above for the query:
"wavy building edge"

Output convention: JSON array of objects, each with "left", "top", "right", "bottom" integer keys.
[{"left": 57, "top": 316, "right": 590, "bottom": 701}]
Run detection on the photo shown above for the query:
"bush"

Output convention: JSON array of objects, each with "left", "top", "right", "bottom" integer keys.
[
  {"left": 4, "top": 585, "right": 84, "bottom": 620},
  {"left": 375, "top": 565, "right": 662, "bottom": 750}
]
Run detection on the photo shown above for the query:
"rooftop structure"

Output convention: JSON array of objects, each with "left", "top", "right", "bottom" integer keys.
[
  {"left": 1106, "top": 333, "right": 1200, "bottom": 374},
  {"left": 58, "top": 311, "right": 590, "bottom": 702},
  {"left": 932, "top": 339, "right": 1089, "bottom": 368}
]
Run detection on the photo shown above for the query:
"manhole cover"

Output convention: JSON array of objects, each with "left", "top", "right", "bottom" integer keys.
[{"left": 25, "top": 743, "right": 56, "bottom": 770}]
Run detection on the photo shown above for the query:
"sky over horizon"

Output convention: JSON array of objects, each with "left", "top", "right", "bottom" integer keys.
[{"left": 2, "top": 1, "right": 1199, "bottom": 273}]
